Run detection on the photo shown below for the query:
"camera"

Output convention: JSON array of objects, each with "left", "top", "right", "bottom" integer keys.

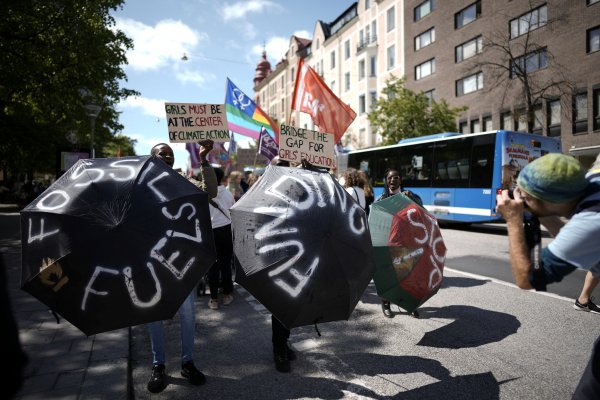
[{"left": 508, "top": 189, "right": 515, "bottom": 199}]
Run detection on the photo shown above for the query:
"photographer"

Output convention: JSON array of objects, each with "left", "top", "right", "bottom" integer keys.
[{"left": 496, "top": 153, "right": 600, "bottom": 399}]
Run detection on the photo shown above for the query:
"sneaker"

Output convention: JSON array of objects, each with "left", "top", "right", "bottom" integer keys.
[
  {"left": 147, "top": 364, "right": 166, "bottom": 393},
  {"left": 273, "top": 347, "right": 291, "bottom": 373},
  {"left": 181, "top": 361, "right": 206, "bottom": 386},
  {"left": 286, "top": 343, "right": 297, "bottom": 361},
  {"left": 574, "top": 298, "right": 600, "bottom": 314},
  {"left": 208, "top": 299, "right": 219, "bottom": 310},
  {"left": 222, "top": 294, "right": 234, "bottom": 306},
  {"left": 381, "top": 300, "right": 394, "bottom": 318}
]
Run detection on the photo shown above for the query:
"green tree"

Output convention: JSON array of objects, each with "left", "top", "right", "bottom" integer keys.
[
  {"left": 368, "top": 76, "right": 467, "bottom": 146},
  {"left": 0, "top": 0, "right": 139, "bottom": 180}
]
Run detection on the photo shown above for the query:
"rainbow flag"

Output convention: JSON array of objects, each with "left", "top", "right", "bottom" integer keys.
[{"left": 225, "top": 78, "right": 279, "bottom": 144}]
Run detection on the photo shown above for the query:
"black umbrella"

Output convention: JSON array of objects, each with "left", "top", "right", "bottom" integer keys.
[
  {"left": 231, "top": 165, "right": 375, "bottom": 329},
  {"left": 20, "top": 156, "right": 216, "bottom": 336}
]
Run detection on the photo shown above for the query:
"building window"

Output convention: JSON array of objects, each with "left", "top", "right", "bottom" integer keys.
[
  {"left": 514, "top": 109, "right": 528, "bottom": 131},
  {"left": 573, "top": 93, "right": 588, "bottom": 134},
  {"left": 344, "top": 40, "right": 351, "bottom": 60},
  {"left": 458, "top": 120, "right": 468, "bottom": 133},
  {"left": 533, "top": 104, "right": 543, "bottom": 134},
  {"left": 510, "top": 4, "right": 547, "bottom": 39},
  {"left": 370, "top": 90, "right": 377, "bottom": 110},
  {"left": 415, "top": 58, "right": 435, "bottom": 80},
  {"left": 415, "top": 28, "right": 435, "bottom": 51},
  {"left": 455, "top": 36, "right": 482, "bottom": 62},
  {"left": 291, "top": 67, "right": 294, "bottom": 82},
  {"left": 365, "top": 0, "right": 371, "bottom": 9},
  {"left": 387, "top": 45, "right": 395, "bottom": 70},
  {"left": 331, "top": 80, "right": 336, "bottom": 93},
  {"left": 370, "top": 56, "right": 377, "bottom": 76},
  {"left": 501, "top": 111, "right": 513, "bottom": 130},
  {"left": 511, "top": 48, "right": 547, "bottom": 77},
  {"left": 414, "top": 0, "right": 434, "bottom": 21},
  {"left": 589, "top": 0, "right": 600, "bottom": 5},
  {"left": 471, "top": 118, "right": 481, "bottom": 133},
  {"left": 387, "top": 6, "right": 395, "bottom": 32},
  {"left": 423, "top": 89, "right": 436, "bottom": 105},
  {"left": 371, "top": 20, "right": 377, "bottom": 42},
  {"left": 345, "top": 72, "right": 351, "bottom": 91},
  {"left": 455, "top": 1, "right": 481, "bottom": 29},
  {"left": 483, "top": 115, "right": 493, "bottom": 131},
  {"left": 359, "top": 94, "right": 366, "bottom": 114},
  {"left": 456, "top": 72, "right": 483, "bottom": 96},
  {"left": 547, "top": 99, "right": 561, "bottom": 137},
  {"left": 358, "top": 59, "right": 366, "bottom": 80},
  {"left": 587, "top": 26, "right": 600, "bottom": 53},
  {"left": 330, "top": 51, "right": 336, "bottom": 69},
  {"left": 594, "top": 88, "right": 600, "bottom": 130},
  {"left": 281, "top": 99, "right": 285, "bottom": 114}
]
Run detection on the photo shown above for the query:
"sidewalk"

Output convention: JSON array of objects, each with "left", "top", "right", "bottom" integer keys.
[{"left": 3, "top": 207, "right": 600, "bottom": 399}]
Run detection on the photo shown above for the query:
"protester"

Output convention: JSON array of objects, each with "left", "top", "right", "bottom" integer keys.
[
  {"left": 357, "top": 169, "right": 375, "bottom": 215},
  {"left": 375, "top": 168, "right": 423, "bottom": 319},
  {"left": 341, "top": 168, "right": 366, "bottom": 209},
  {"left": 227, "top": 170, "right": 244, "bottom": 201},
  {"left": 145, "top": 141, "right": 217, "bottom": 394},
  {"left": 207, "top": 167, "right": 235, "bottom": 310},
  {"left": 496, "top": 153, "right": 600, "bottom": 399}
]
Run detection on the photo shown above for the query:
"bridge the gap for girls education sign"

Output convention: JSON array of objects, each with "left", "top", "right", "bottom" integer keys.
[
  {"left": 165, "top": 103, "right": 230, "bottom": 143},
  {"left": 278, "top": 124, "right": 336, "bottom": 169}
]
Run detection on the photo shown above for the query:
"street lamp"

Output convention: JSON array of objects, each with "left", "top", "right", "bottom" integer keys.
[{"left": 85, "top": 102, "right": 101, "bottom": 159}]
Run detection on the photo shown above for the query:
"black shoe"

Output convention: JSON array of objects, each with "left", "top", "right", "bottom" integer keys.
[
  {"left": 574, "top": 297, "right": 600, "bottom": 314},
  {"left": 286, "top": 343, "right": 297, "bottom": 361},
  {"left": 181, "top": 361, "right": 206, "bottom": 386},
  {"left": 381, "top": 301, "right": 394, "bottom": 318},
  {"left": 147, "top": 364, "right": 166, "bottom": 393},
  {"left": 274, "top": 347, "right": 291, "bottom": 373}
]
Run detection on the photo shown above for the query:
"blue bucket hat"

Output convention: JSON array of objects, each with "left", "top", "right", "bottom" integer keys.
[{"left": 517, "top": 153, "right": 588, "bottom": 203}]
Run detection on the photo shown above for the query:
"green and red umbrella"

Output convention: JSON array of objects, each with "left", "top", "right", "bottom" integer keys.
[{"left": 368, "top": 193, "right": 446, "bottom": 313}]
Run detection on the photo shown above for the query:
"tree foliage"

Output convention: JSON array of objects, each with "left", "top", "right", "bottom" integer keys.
[
  {"left": 0, "top": 0, "right": 139, "bottom": 179},
  {"left": 368, "top": 76, "right": 467, "bottom": 146}
]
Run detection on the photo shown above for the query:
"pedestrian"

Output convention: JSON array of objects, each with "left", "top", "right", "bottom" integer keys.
[
  {"left": 207, "top": 167, "right": 235, "bottom": 310},
  {"left": 341, "top": 168, "right": 366, "bottom": 209},
  {"left": 357, "top": 169, "right": 375, "bottom": 214},
  {"left": 375, "top": 168, "right": 423, "bottom": 318},
  {"left": 145, "top": 140, "right": 217, "bottom": 394},
  {"left": 496, "top": 153, "right": 600, "bottom": 399},
  {"left": 227, "top": 170, "right": 244, "bottom": 201},
  {"left": 270, "top": 158, "right": 298, "bottom": 373}
]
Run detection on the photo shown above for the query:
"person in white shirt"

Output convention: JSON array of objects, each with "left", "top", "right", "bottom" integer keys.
[
  {"left": 206, "top": 168, "right": 236, "bottom": 310},
  {"left": 341, "top": 168, "right": 366, "bottom": 209}
]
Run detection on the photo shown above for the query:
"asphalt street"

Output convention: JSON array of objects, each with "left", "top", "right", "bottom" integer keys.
[{"left": 2, "top": 209, "right": 599, "bottom": 399}]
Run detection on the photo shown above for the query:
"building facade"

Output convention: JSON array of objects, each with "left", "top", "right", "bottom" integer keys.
[{"left": 253, "top": 0, "right": 600, "bottom": 165}]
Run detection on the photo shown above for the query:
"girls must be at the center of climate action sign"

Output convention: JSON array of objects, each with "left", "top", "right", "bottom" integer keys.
[
  {"left": 165, "top": 103, "right": 230, "bottom": 143},
  {"left": 278, "top": 124, "right": 336, "bottom": 169}
]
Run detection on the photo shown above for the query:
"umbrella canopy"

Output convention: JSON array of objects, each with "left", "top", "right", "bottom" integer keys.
[
  {"left": 20, "top": 156, "right": 216, "bottom": 335},
  {"left": 231, "top": 165, "right": 375, "bottom": 329},
  {"left": 369, "top": 193, "right": 446, "bottom": 313}
]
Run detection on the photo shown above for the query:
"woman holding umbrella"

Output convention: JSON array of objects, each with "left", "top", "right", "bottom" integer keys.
[{"left": 376, "top": 168, "right": 423, "bottom": 319}]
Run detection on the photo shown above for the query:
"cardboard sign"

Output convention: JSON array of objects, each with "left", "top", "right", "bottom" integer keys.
[
  {"left": 278, "top": 124, "right": 336, "bottom": 169},
  {"left": 165, "top": 103, "right": 229, "bottom": 143}
]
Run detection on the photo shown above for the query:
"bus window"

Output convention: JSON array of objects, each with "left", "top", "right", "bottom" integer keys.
[
  {"left": 470, "top": 133, "right": 495, "bottom": 187},
  {"left": 433, "top": 137, "right": 472, "bottom": 188},
  {"left": 400, "top": 143, "right": 433, "bottom": 187}
]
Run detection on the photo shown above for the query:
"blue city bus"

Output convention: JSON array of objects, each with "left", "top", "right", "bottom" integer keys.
[{"left": 344, "top": 130, "right": 562, "bottom": 223}]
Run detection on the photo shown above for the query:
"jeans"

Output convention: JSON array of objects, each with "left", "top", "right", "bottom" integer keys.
[
  {"left": 148, "top": 290, "right": 196, "bottom": 365},
  {"left": 208, "top": 224, "right": 234, "bottom": 299}
]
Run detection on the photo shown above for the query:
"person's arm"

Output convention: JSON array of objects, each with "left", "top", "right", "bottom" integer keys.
[
  {"left": 190, "top": 140, "right": 218, "bottom": 199},
  {"left": 496, "top": 189, "right": 534, "bottom": 289},
  {"left": 538, "top": 216, "right": 566, "bottom": 237}
]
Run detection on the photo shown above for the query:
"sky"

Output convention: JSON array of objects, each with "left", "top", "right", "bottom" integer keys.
[{"left": 112, "top": 0, "right": 354, "bottom": 170}]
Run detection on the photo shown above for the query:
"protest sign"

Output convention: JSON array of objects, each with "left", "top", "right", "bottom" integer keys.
[
  {"left": 278, "top": 124, "right": 336, "bottom": 169},
  {"left": 165, "top": 103, "right": 229, "bottom": 143}
]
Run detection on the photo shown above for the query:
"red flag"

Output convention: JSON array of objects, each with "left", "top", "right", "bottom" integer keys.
[{"left": 291, "top": 58, "right": 357, "bottom": 142}]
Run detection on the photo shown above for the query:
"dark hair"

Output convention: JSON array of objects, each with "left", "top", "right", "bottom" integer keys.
[{"left": 214, "top": 167, "right": 225, "bottom": 183}]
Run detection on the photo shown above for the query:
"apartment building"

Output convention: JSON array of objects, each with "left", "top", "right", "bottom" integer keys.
[{"left": 253, "top": 0, "right": 600, "bottom": 165}]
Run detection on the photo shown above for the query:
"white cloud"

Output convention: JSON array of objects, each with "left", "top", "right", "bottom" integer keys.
[
  {"left": 221, "top": 0, "right": 282, "bottom": 21},
  {"left": 175, "top": 69, "right": 216, "bottom": 87},
  {"left": 115, "top": 17, "right": 207, "bottom": 72},
  {"left": 118, "top": 96, "right": 167, "bottom": 118}
]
